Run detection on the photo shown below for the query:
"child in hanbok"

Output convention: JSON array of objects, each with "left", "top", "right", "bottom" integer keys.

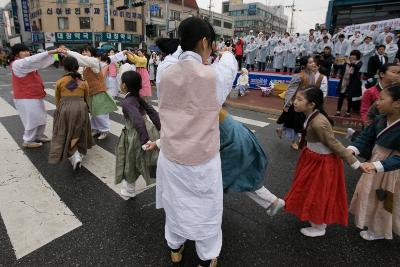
[
  {"left": 115, "top": 71, "right": 160, "bottom": 198},
  {"left": 284, "top": 86, "right": 362, "bottom": 237},
  {"left": 49, "top": 56, "right": 94, "bottom": 170},
  {"left": 348, "top": 84, "right": 400, "bottom": 241},
  {"left": 126, "top": 50, "right": 152, "bottom": 99},
  {"left": 148, "top": 52, "right": 159, "bottom": 85},
  {"left": 105, "top": 49, "right": 119, "bottom": 98},
  {"left": 237, "top": 68, "right": 249, "bottom": 96},
  {"left": 219, "top": 109, "right": 285, "bottom": 215},
  {"left": 64, "top": 46, "right": 119, "bottom": 140},
  {"left": 11, "top": 44, "right": 58, "bottom": 148}
]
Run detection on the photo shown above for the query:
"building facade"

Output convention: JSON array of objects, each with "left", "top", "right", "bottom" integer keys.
[
  {"left": 198, "top": 8, "right": 234, "bottom": 40},
  {"left": 326, "top": 0, "right": 400, "bottom": 32},
  {"left": 145, "top": 0, "right": 198, "bottom": 46},
  {"left": 4, "top": 0, "right": 145, "bottom": 50},
  {"left": 222, "top": 0, "right": 288, "bottom": 37}
]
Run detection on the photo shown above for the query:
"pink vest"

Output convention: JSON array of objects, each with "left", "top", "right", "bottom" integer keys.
[
  {"left": 159, "top": 60, "right": 220, "bottom": 165},
  {"left": 108, "top": 63, "right": 117, "bottom": 77},
  {"left": 11, "top": 63, "right": 45, "bottom": 99}
]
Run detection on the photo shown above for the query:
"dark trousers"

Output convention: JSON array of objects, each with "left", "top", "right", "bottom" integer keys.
[
  {"left": 258, "top": 62, "right": 266, "bottom": 71},
  {"left": 337, "top": 92, "right": 352, "bottom": 113},
  {"left": 247, "top": 64, "right": 255, "bottom": 71},
  {"left": 333, "top": 64, "right": 345, "bottom": 76},
  {"left": 236, "top": 55, "right": 243, "bottom": 70}
]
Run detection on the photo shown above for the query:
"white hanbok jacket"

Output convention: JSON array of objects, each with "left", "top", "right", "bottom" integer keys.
[
  {"left": 156, "top": 50, "right": 237, "bottom": 240},
  {"left": 384, "top": 41, "right": 399, "bottom": 63},
  {"left": 283, "top": 42, "right": 299, "bottom": 69},
  {"left": 359, "top": 42, "right": 375, "bottom": 73},
  {"left": 12, "top": 52, "right": 54, "bottom": 131},
  {"left": 273, "top": 45, "right": 284, "bottom": 69}
]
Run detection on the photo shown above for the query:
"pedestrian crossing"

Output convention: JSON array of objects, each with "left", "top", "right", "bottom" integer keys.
[{"left": 0, "top": 89, "right": 271, "bottom": 260}]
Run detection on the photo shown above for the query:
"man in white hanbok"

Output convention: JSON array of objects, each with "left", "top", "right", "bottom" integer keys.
[
  {"left": 283, "top": 37, "right": 299, "bottom": 73},
  {"left": 377, "top": 26, "right": 395, "bottom": 46},
  {"left": 363, "top": 24, "right": 379, "bottom": 45},
  {"left": 348, "top": 31, "right": 363, "bottom": 53},
  {"left": 359, "top": 36, "right": 376, "bottom": 75},
  {"left": 11, "top": 44, "right": 59, "bottom": 148},
  {"left": 301, "top": 35, "right": 317, "bottom": 56},
  {"left": 156, "top": 17, "right": 237, "bottom": 267},
  {"left": 316, "top": 36, "right": 333, "bottom": 54},
  {"left": 245, "top": 37, "right": 258, "bottom": 71},
  {"left": 383, "top": 35, "right": 399, "bottom": 63}
]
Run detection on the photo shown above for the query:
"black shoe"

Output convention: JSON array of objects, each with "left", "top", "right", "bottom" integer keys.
[{"left": 197, "top": 257, "right": 218, "bottom": 267}]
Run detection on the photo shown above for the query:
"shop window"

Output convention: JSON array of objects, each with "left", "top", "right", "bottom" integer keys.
[
  {"left": 125, "top": 20, "right": 137, "bottom": 32},
  {"left": 58, "top": 17, "right": 69, "bottom": 30},
  {"left": 223, "top": 21, "right": 232, "bottom": 29},
  {"left": 170, "top": 10, "right": 180, "bottom": 20},
  {"left": 79, "top": 17, "right": 91, "bottom": 29},
  {"left": 213, "top": 19, "right": 221, "bottom": 27}
]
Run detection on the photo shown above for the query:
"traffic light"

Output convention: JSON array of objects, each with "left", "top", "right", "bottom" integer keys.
[
  {"left": 146, "top": 24, "right": 156, "bottom": 37},
  {"left": 117, "top": 0, "right": 145, "bottom": 9}
]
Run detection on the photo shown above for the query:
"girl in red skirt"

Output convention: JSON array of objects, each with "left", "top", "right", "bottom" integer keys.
[{"left": 284, "top": 86, "right": 364, "bottom": 237}]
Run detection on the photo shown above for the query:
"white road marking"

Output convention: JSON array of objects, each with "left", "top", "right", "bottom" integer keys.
[
  {"left": 231, "top": 116, "right": 270, "bottom": 128},
  {"left": 42, "top": 115, "right": 153, "bottom": 199},
  {"left": 0, "top": 97, "right": 18, "bottom": 117},
  {"left": 0, "top": 123, "right": 82, "bottom": 260}
]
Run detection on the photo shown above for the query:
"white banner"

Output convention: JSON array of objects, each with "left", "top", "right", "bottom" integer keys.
[{"left": 344, "top": 18, "right": 400, "bottom": 34}]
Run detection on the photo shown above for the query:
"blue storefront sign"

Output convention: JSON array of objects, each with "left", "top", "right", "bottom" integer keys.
[
  {"left": 104, "top": 0, "right": 110, "bottom": 25},
  {"left": 233, "top": 72, "right": 340, "bottom": 97},
  {"left": 248, "top": 4, "right": 257, "bottom": 16},
  {"left": 150, "top": 4, "right": 159, "bottom": 13},
  {"left": 21, "top": 0, "right": 31, "bottom": 32}
]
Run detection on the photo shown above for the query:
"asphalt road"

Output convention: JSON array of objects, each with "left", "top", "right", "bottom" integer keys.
[{"left": 0, "top": 66, "right": 399, "bottom": 266}]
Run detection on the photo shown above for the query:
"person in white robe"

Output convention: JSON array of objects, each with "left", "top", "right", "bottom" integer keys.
[
  {"left": 377, "top": 26, "right": 395, "bottom": 46},
  {"left": 359, "top": 36, "right": 376, "bottom": 74},
  {"left": 245, "top": 37, "right": 258, "bottom": 71},
  {"left": 11, "top": 44, "right": 59, "bottom": 148},
  {"left": 363, "top": 24, "right": 379, "bottom": 45},
  {"left": 283, "top": 37, "right": 299, "bottom": 73},
  {"left": 301, "top": 35, "right": 317, "bottom": 56},
  {"left": 273, "top": 41, "right": 285, "bottom": 72},
  {"left": 317, "top": 36, "right": 333, "bottom": 54},
  {"left": 155, "top": 17, "right": 237, "bottom": 267},
  {"left": 384, "top": 35, "right": 399, "bottom": 63},
  {"left": 267, "top": 32, "right": 279, "bottom": 68},
  {"left": 256, "top": 36, "right": 268, "bottom": 71},
  {"left": 348, "top": 31, "right": 363, "bottom": 53}
]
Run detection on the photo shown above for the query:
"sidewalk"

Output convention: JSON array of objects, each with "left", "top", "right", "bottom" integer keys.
[{"left": 225, "top": 89, "right": 363, "bottom": 130}]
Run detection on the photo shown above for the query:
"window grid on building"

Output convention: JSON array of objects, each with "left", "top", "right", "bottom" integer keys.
[
  {"left": 58, "top": 17, "right": 69, "bottom": 29},
  {"left": 79, "top": 17, "right": 91, "bottom": 29}
]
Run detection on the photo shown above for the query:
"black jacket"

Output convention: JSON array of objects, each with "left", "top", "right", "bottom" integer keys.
[
  {"left": 367, "top": 54, "right": 388, "bottom": 79},
  {"left": 319, "top": 53, "right": 335, "bottom": 77},
  {"left": 337, "top": 61, "right": 363, "bottom": 99}
]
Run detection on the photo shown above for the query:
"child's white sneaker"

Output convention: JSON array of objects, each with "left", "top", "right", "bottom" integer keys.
[
  {"left": 267, "top": 198, "right": 285, "bottom": 216},
  {"left": 120, "top": 180, "right": 136, "bottom": 199},
  {"left": 360, "top": 230, "right": 384, "bottom": 241},
  {"left": 346, "top": 128, "right": 356, "bottom": 140},
  {"left": 300, "top": 223, "right": 326, "bottom": 237}
]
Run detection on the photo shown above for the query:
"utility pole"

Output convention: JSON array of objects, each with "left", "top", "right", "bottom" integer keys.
[
  {"left": 165, "top": 0, "right": 169, "bottom": 37},
  {"left": 90, "top": 1, "right": 95, "bottom": 47},
  {"left": 285, "top": 0, "right": 301, "bottom": 34}
]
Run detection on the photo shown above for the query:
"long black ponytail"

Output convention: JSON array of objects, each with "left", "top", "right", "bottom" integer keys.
[{"left": 303, "top": 86, "right": 334, "bottom": 126}]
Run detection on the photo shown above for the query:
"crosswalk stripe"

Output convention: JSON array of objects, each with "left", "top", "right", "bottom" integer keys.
[
  {"left": 46, "top": 88, "right": 267, "bottom": 128},
  {"left": 231, "top": 116, "right": 269, "bottom": 128},
  {"left": 41, "top": 114, "right": 153, "bottom": 199},
  {"left": 0, "top": 123, "right": 82, "bottom": 259},
  {"left": 0, "top": 97, "right": 18, "bottom": 117}
]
